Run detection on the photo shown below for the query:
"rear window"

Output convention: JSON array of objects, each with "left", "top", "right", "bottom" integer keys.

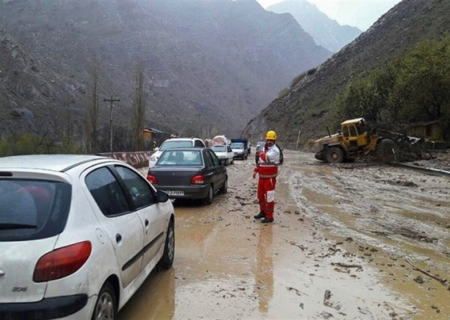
[
  {"left": 160, "top": 140, "right": 193, "bottom": 150},
  {"left": 0, "top": 179, "right": 71, "bottom": 241},
  {"left": 157, "top": 150, "right": 202, "bottom": 166},
  {"left": 212, "top": 146, "right": 226, "bottom": 152}
]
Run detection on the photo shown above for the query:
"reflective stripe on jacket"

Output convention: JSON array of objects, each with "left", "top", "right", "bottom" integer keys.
[{"left": 257, "top": 144, "right": 280, "bottom": 178}]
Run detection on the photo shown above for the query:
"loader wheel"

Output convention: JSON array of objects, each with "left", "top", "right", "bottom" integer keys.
[{"left": 326, "top": 147, "right": 344, "bottom": 163}]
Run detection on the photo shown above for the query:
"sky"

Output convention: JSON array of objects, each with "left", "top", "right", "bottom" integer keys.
[{"left": 257, "top": 0, "right": 402, "bottom": 31}]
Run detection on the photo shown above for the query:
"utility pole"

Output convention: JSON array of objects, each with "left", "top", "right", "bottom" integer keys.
[
  {"left": 296, "top": 130, "right": 301, "bottom": 149},
  {"left": 104, "top": 96, "right": 120, "bottom": 153}
]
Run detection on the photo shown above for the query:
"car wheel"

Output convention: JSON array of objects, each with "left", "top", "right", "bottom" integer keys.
[
  {"left": 91, "top": 282, "right": 116, "bottom": 320},
  {"left": 203, "top": 185, "right": 214, "bottom": 205},
  {"left": 159, "top": 220, "right": 175, "bottom": 270},
  {"left": 220, "top": 178, "right": 228, "bottom": 194}
]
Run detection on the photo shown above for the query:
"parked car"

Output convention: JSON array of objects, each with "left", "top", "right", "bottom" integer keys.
[
  {"left": 255, "top": 141, "right": 265, "bottom": 152},
  {"left": 149, "top": 137, "right": 206, "bottom": 168},
  {"left": 147, "top": 147, "right": 227, "bottom": 205},
  {"left": 230, "top": 141, "right": 248, "bottom": 160},
  {"left": 0, "top": 154, "right": 175, "bottom": 320},
  {"left": 211, "top": 144, "right": 234, "bottom": 165}
]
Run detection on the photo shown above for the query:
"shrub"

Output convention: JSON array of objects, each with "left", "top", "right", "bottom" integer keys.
[{"left": 278, "top": 87, "right": 290, "bottom": 99}]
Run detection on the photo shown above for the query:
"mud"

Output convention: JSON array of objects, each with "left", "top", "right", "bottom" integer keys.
[{"left": 120, "top": 150, "right": 450, "bottom": 319}]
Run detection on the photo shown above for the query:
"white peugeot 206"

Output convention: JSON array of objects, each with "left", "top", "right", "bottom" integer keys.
[{"left": 0, "top": 154, "right": 175, "bottom": 320}]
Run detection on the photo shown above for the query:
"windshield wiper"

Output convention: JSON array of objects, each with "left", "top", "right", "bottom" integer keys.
[{"left": 0, "top": 223, "right": 37, "bottom": 230}]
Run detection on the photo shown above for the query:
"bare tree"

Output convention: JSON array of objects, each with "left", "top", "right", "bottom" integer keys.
[
  {"left": 85, "top": 60, "right": 100, "bottom": 153},
  {"left": 131, "top": 62, "right": 146, "bottom": 151}
]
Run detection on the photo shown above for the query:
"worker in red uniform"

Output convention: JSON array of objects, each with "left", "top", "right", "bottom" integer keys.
[{"left": 253, "top": 130, "right": 280, "bottom": 223}]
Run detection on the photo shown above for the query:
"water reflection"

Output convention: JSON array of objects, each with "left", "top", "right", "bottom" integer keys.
[
  {"left": 255, "top": 224, "right": 274, "bottom": 313},
  {"left": 118, "top": 267, "right": 175, "bottom": 320}
]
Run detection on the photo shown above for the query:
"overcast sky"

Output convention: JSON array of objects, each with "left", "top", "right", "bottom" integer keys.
[{"left": 257, "top": 0, "right": 402, "bottom": 30}]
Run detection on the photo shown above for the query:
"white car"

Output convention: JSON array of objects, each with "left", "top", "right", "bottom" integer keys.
[
  {"left": 0, "top": 154, "right": 175, "bottom": 320},
  {"left": 149, "top": 137, "right": 206, "bottom": 168},
  {"left": 211, "top": 144, "right": 234, "bottom": 165}
]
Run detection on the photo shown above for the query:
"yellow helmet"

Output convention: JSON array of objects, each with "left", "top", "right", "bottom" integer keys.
[{"left": 266, "top": 130, "right": 277, "bottom": 140}]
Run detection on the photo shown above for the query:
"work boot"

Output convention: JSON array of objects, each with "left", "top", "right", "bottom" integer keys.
[
  {"left": 261, "top": 217, "right": 274, "bottom": 223},
  {"left": 254, "top": 211, "right": 266, "bottom": 219}
]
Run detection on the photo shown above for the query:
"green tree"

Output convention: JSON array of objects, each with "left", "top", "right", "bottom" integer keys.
[
  {"left": 394, "top": 37, "right": 450, "bottom": 123},
  {"left": 332, "top": 36, "right": 450, "bottom": 138},
  {"left": 333, "top": 76, "right": 385, "bottom": 124}
]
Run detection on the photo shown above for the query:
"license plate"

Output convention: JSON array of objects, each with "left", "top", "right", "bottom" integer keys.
[{"left": 165, "top": 190, "right": 184, "bottom": 196}]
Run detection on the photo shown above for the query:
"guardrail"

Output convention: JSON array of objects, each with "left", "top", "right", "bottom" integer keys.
[
  {"left": 390, "top": 162, "right": 450, "bottom": 178},
  {"left": 98, "top": 151, "right": 152, "bottom": 169}
]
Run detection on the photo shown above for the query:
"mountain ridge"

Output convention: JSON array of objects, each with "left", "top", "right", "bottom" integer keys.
[
  {"left": 267, "top": 0, "right": 362, "bottom": 52},
  {"left": 0, "top": 0, "right": 331, "bottom": 145},
  {"left": 243, "top": 0, "right": 450, "bottom": 148}
]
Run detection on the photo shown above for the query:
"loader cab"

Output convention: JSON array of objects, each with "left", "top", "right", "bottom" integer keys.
[{"left": 341, "top": 118, "right": 368, "bottom": 149}]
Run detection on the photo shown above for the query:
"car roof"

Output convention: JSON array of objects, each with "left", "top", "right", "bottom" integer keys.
[
  {"left": 163, "top": 147, "right": 204, "bottom": 152},
  {"left": 165, "top": 137, "right": 201, "bottom": 141},
  {"left": 0, "top": 154, "right": 111, "bottom": 172}
]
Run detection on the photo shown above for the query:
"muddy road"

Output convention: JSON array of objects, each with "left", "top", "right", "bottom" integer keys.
[{"left": 119, "top": 150, "right": 450, "bottom": 319}]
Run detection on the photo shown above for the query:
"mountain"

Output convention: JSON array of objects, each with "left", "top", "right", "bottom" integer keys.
[
  {"left": 0, "top": 26, "right": 76, "bottom": 139},
  {"left": 267, "top": 0, "right": 362, "bottom": 52},
  {"left": 243, "top": 0, "right": 450, "bottom": 148},
  {"left": 0, "top": 0, "right": 331, "bottom": 143},
  {"left": 312, "top": 0, "right": 402, "bottom": 31}
]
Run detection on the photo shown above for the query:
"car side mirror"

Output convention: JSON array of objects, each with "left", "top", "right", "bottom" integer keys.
[
  {"left": 153, "top": 147, "right": 159, "bottom": 152},
  {"left": 155, "top": 190, "right": 169, "bottom": 203}
]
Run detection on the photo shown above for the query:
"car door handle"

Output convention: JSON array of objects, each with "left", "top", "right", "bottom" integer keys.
[
  {"left": 116, "top": 233, "right": 122, "bottom": 243},
  {"left": 145, "top": 219, "right": 149, "bottom": 227}
]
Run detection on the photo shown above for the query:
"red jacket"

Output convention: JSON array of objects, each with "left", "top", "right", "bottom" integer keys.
[{"left": 254, "top": 144, "right": 280, "bottom": 178}]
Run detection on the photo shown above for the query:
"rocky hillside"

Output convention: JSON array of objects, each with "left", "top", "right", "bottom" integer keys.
[
  {"left": 0, "top": 26, "right": 76, "bottom": 138},
  {"left": 0, "top": 0, "right": 331, "bottom": 142},
  {"left": 267, "top": 0, "right": 361, "bottom": 52},
  {"left": 243, "top": 0, "right": 450, "bottom": 148}
]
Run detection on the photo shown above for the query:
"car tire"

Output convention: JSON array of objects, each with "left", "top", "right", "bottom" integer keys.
[
  {"left": 203, "top": 185, "right": 214, "bottom": 205},
  {"left": 159, "top": 220, "right": 175, "bottom": 270},
  {"left": 91, "top": 282, "right": 116, "bottom": 320},
  {"left": 220, "top": 178, "right": 228, "bottom": 194},
  {"left": 325, "top": 147, "right": 344, "bottom": 163}
]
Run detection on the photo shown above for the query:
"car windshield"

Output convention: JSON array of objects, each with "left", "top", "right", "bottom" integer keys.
[
  {"left": 0, "top": 179, "right": 71, "bottom": 240},
  {"left": 211, "top": 145, "right": 226, "bottom": 152},
  {"left": 160, "top": 140, "right": 193, "bottom": 150},
  {"left": 157, "top": 150, "right": 202, "bottom": 166},
  {"left": 230, "top": 143, "right": 244, "bottom": 149},
  {"left": 256, "top": 142, "right": 265, "bottom": 150}
]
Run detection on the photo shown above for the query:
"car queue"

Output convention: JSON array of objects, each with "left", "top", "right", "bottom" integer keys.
[{"left": 0, "top": 135, "right": 273, "bottom": 319}]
